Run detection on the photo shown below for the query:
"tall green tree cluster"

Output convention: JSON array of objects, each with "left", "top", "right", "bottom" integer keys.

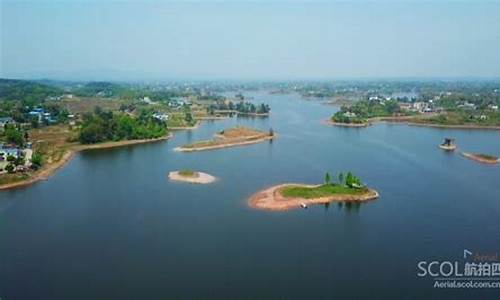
[
  {"left": 79, "top": 107, "right": 167, "bottom": 144},
  {"left": 2, "top": 125, "right": 26, "bottom": 147},
  {"left": 332, "top": 99, "right": 403, "bottom": 123},
  {"left": 323, "top": 171, "right": 362, "bottom": 188},
  {"left": 208, "top": 101, "right": 270, "bottom": 114}
]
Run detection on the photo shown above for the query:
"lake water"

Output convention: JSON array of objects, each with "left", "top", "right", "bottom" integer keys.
[{"left": 1, "top": 92, "right": 499, "bottom": 299}]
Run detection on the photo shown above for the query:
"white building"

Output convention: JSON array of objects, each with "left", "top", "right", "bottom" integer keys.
[
  {"left": 343, "top": 112, "right": 357, "bottom": 118},
  {"left": 153, "top": 113, "right": 169, "bottom": 122}
]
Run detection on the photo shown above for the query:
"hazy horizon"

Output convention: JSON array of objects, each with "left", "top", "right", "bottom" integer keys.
[{"left": 2, "top": 0, "right": 500, "bottom": 81}]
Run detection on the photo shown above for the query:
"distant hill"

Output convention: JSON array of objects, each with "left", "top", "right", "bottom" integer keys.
[
  {"left": 0, "top": 78, "right": 63, "bottom": 104},
  {"left": 72, "top": 81, "right": 129, "bottom": 98}
]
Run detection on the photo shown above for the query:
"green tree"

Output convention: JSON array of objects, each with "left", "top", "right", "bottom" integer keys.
[
  {"left": 31, "top": 152, "right": 43, "bottom": 169},
  {"left": 324, "top": 172, "right": 331, "bottom": 185},
  {"left": 346, "top": 172, "right": 354, "bottom": 187},
  {"left": 338, "top": 172, "right": 344, "bottom": 186},
  {"left": 345, "top": 172, "right": 362, "bottom": 188},
  {"left": 4, "top": 127, "right": 25, "bottom": 146},
  {"left": 14, "top": 155, "right": 25, "bottom": 166},
  {"left": 5, "top": 163, "right": 14, "bottom": 173},
  {"left": 30, "top": 116, "right": 40, "bottom": 128},
  {"left": 185, "top": 112, "right": 193, "bottom": 124}
]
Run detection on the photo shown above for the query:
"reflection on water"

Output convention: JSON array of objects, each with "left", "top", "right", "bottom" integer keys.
[{"left": 322, "top": 201, "right": 365, "bottom": 214}]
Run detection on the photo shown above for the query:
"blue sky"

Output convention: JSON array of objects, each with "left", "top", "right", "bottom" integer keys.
[{"left": 1, "top": 0, "right": 500, "bottom": 80}]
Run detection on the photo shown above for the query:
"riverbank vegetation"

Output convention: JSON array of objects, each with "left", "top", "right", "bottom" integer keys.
[
  {"left": 207, "top": 101, "right": 270, "bottom": 115},
  {"left": 410, "top": 111, "right": 500, "bottom": 127},
  {"left": 79, "top": 108, "right": 168, "bottom": 144},
  {"left": 331, "top": 99, "right": 410, "bottom": 124}
]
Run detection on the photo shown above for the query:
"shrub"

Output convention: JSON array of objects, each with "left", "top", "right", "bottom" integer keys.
[{"left": 5, "top": 163, "right": 15, "bottom": 174}]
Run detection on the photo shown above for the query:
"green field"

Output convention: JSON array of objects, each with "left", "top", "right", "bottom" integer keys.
[
  {"left": 280, "top": 184, "right": 368, "bottom": 199},
  {"left": 178, "top": 170, "right": 197, "bottom": 177}
]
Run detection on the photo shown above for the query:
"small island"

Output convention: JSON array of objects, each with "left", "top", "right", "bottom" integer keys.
[
  {"left": 249, "top": 172, "right": 379, "bottom": 211},
  {"left": 460, "top": 152, "right": 499, "bottom": 165},
  {"left": 168, "top": 170, "right": 217, "bottom": 184},
  {"left": 175, "top": 126, "right": 275, "bottom": 152}
]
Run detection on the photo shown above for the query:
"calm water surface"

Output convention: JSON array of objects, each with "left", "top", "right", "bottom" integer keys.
[{"left": 1, "top": 92, "right": 499, "bottom": 299}]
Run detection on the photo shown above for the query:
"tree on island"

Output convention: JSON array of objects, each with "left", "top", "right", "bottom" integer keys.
[
  {"left": 324, "top": 172, "right": 331, "bottom": 185},
  {"left": 338, "top": 172, "right": 344, "bottom": 186},
  {"left": 345, "top": 172, "right": 362, "bottom": 188},
  {"left": 269, "top": 128, "right": 274, "bottom": 136}
]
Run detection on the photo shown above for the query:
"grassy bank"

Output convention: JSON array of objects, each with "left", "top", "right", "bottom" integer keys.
[{"left": 280, "top": 184, "right": 368, "bottom": 199}]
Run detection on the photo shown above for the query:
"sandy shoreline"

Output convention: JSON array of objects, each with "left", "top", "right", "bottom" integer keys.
[
  {"left": 324, "top": 117, "right": 500, "bottom": 130},
  {"left": 460, "top": 152, "right": 499, "bottom": 165},
  {"left": 405, "top": 122, "right": 500, "bottom": 130},
  {"left": 213, "top": 110, "right": 270, "bottom": 117},
  {"left": 174, "top": 135, "right": 274, "bottom": 152},
  {"left": 168, "top": 171, "right": 217, "bottom": 184},
  {"left": 196, "top": 116, "right": 230, "bottom": 121},
  {"left": 248, "top": 183, "right": 379, "bottom": 211},
  {"left": 325, "top": 120, "right": 370, "bottom": 127},
  {"left": 168, "top": 121, "right": 201, "bottom": 130},
  {"left": 0, "top": 134, "right": 172, "bottom": 190}
]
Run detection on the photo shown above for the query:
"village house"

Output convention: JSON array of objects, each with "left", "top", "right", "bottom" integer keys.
[
  {"left": 488, "top": 104, "right": 498, "bottom": 111},
  {"left": 0, "top": 147, "right": 21, "bottom": 161},
  {"left": 153, "top": 112, "right": 169, "bottom": 122},
  {"left": 398, "top": 103, "right": 412, "bottom": 111},
  {"left": 28, "top": 108, "right": 56, "bottom": 124},
  {"left": 141, "top": 97, "right": 156, "bottom": 105},
  {"left": 457, "top": 102, "right": 477, "bottom": 110},
  {"left": 0, "top": 117, "right": 15, "bottom": 130},
  {"left": 343, "top": 111, "right": 357, "bottom": 118}
]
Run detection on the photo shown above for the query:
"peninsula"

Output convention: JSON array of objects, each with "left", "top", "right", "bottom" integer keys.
[
  {"left": 248, "top": 172, "right": 379, "bottom": 211},
  {"left": 0, "top": 133, "right": 172, "bottom": 190},
  {"left": 175, "top": 126, "right": 275, "bottom": 152},
  {"left": 1, "top": 104, "right": 173, "bottom": 190},
  {"left": 328, "top": 96, "right": 500, "bottom": 130},
  {"left": 168, "top": 170, "right": 217, "bottom": 184}
]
